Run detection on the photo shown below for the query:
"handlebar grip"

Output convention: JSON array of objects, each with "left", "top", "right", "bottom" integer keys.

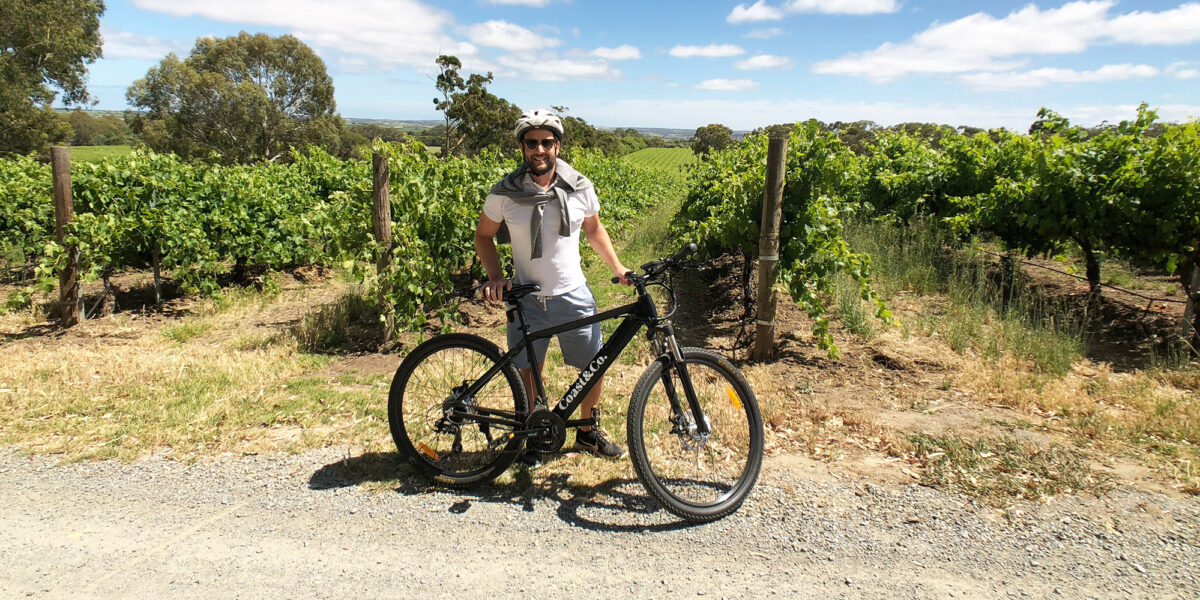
[
  {"left": 670, "top": 243, "right": 699, "bottom": 262},
  {"left": 611, "top": 270, "right": 636, "bottom": 284}
]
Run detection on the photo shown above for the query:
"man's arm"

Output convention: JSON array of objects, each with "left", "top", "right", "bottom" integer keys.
[
  {"left": 475, "top": 214, "right": 511, "bottom": 303},
  {"left": 582, "top": 214, "right": 631, "bottom": 284}
]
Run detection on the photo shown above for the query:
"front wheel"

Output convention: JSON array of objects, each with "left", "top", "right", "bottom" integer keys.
[{"left": 627, "top": 348, "right": 764, "bottom": 522}]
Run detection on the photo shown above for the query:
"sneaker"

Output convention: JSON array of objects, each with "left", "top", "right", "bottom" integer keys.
[
  {"left": 517, "top": 450, "right": 543, "bottom": 469},
  {"left": 574, "top": 427, "right": 627, "bottom": 459}
]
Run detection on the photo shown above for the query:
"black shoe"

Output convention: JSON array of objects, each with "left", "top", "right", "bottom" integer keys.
[
  {"left": 574, "top": 427, "right": 627, "bottom": 459},
  {"left": 517, "top": 450, "right": 543, "bottom": 469}
]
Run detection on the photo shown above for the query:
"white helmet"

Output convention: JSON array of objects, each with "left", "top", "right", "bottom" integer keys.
[{"left": 514, "top": 109, "right": 564, "bottom": 141}]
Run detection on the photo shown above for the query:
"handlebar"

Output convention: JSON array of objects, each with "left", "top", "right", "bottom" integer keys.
[{"left": 610, "top": 243, "right": 698, "bottom": 284}]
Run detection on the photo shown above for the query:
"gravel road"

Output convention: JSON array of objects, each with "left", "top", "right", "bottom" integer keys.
[{"left": 1, "top": 449, "right": 1196, "bottom": 599}]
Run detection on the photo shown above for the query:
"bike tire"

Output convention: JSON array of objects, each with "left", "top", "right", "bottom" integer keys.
[
  {"left": 388, "top": 333, "right": 528, "bottom": 486},
  {"left": 627, "top": 348, "right": 764, "bottom": 522}
]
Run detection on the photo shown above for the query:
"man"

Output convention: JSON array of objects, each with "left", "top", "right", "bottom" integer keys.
[{"left": 474, "top": 109, "right": 630, "bottom": 464}]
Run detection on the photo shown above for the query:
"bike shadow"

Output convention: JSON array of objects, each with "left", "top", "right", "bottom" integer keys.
[{"left": 308, "top": 451, "right": 702, "bottom": 533}]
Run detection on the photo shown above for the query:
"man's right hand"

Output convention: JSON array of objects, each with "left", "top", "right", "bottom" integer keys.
[{"left": 481, "top": 279, "right": 512, "bottom": 303}]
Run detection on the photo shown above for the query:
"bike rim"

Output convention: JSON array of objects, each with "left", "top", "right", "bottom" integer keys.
[
  {"left": 400, "top": 344, "right": 520, "bottom": 478},
  {"left": 638, "top": 360, "right": 756, "bottom": 508}
]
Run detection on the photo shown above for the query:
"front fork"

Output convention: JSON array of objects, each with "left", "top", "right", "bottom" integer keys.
[{"left": 650, "top": 325, "right": 711, "bottom": 437}]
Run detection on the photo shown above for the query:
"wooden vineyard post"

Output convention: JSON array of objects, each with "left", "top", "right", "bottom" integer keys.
[
  {"left": 372, "top": 152, "right": 395, "bottom": 343},
  {"left": 1184, "top": 262, "right": 1200, "bottom": 350},
  {"left": 751, "top": 136, "right": 788, "bottom": 362},
  {"left": 51, "top": 147, "right": 80, "bottom": 327}
]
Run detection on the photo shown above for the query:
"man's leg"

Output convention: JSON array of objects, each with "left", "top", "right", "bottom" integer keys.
[
  {"left": 579, "top": 378, "right": 602, "bottom": 431},
  {"left": 574, "top": 375, "right": 626, "bottom": 458},
  {"left": 516, "top": 364, "right": 546, "bottom": 468},
  {"left": 518, "top": 365, "right": 543, "bottom": 408}
]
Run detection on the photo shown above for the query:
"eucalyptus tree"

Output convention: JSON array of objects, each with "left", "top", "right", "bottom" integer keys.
[
  {"left": 127, "top": 32, "right": 343, "bottom": 163},
  {"left": 0, "top": 0, "right": 105, "bottom": 155}
]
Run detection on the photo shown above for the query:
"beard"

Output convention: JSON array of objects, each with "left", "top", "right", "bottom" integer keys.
[{"left": 525, "top": 155, "right": 555, "bottom": 176}]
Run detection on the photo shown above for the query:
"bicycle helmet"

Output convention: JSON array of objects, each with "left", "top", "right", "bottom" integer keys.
[{"left": 514, "top": 109, "right": 564, "bottom": 141}]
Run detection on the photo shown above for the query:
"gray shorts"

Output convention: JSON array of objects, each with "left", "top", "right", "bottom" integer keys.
[{"left": 507, "top": 284, "right": 602, "bottom": 370}]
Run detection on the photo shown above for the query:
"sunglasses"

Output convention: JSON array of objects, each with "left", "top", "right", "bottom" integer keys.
[{"left": 523, "top": 138, "right": 558, "bottom": 151}]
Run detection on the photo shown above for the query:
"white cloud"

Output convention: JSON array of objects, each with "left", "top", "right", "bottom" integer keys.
[
  {"left": 1167, "top": 61, "right": 1200, "bottom": 80},
  {"left": 783, "top": 0, "right": 899, "bottom": 15},
  {"left": 485, "top": 0, "right": 552, "bottom": 6},
  {"left": 496, "top": 55, "right": 621, "bottom": 81},
  {"left": 961, "top": 64, "right": 1159, "bottom": 91},
  {"left": 727, "top": 0, "right": 897, "bottom": 23},
  {"left": 101, "top": 26, "right": 189, "bottom": 60},
  {"left": 669, "top": 44, "right": 745, "bottom": 58},
  {"left": 466, "top": 20, "right": 561, "bottom": 51},
  {"left": 735, "top": 54, "right": 794, "bottom": 70},
  {"left": 592, "top": 45, "right": 641, "bottom": 61},
  {"left": 335, "top": 56, "right": 370, "bottom": 74},
  {"left": 130, "top": 0, "right": 472, "bottom": 69},
  {"left": 814, "top": 1, "right": 1113, "bottom": 82},
  {"left": 1105, "top": 3, "right": 1200, "bottom": 45},
  {"left": 814, "top": 1, "right": 1200, "bottom": 83},
  {"left": 727, "top": 1, "right": 784, "bottom": 24},
  {"left": 744, "top": 27, "right": 784, "bottom": 39},
  {"left": 694, "top": 78, "right": 759, "bottom": 91}
]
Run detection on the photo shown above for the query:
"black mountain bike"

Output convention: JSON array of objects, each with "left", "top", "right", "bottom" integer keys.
[{"left": 387, "top": 244, "right": 764, "bottom": 522}]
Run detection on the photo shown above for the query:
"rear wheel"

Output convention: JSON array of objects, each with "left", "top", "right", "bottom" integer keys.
[
  {"left": 388, "top": 333, "right": 527, "bottom": 486},
  {"left": 627, "top": 348, "right": 763, "bottom": 522}
]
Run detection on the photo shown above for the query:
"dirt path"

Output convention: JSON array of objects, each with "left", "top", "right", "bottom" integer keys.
[{"left": 2, "top": 448, "right": 1196, "bottom": 599}]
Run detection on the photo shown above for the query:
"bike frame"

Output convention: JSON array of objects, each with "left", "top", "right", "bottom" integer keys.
[{"left": 452, "top": 281, "right": 711, "bottom": 436}]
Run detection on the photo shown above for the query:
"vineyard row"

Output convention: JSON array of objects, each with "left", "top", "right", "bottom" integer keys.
[{"left": 0, "top": 142, "right": 684, "bottom": 331}]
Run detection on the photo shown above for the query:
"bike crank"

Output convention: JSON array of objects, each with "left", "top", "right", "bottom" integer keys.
[{"left": 500, "top": 409, "right": 567, "bottom": 453}]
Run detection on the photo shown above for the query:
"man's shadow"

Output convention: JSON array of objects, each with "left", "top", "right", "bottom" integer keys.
[{"left": 308, "top": 451, "right": 702, "bottom": 532}]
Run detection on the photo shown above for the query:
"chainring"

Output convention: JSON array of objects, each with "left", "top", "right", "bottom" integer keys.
[{"left": 525, "top": 409, "right": 566, "bottom": 453}]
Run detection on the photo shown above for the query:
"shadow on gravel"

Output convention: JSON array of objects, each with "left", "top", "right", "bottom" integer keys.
[{"left": 309, "top": 452, "right": 700, "bottom": 533}]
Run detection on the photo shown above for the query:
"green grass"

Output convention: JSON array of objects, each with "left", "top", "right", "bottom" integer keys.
[
  {"left": 622, "top": 147, "right": 696, "bottom": 171},
  {"left": 845, "top": 219, "right": 1087, "bottom": 375},
  {"left": 70, "top": 145, "right": 133, "bottom": 162},
  {"left": 162, "top": 320, "right": 215, "bottom": 344}
]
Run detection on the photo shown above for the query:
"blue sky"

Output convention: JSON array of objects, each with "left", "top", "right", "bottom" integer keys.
[{"left": 86, "top": 0, "right": 1200, "bottom": 131}]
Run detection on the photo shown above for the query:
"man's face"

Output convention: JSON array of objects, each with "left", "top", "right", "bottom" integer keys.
[{"left": 521, "top": 129, "right": 559, "bottom": 176}]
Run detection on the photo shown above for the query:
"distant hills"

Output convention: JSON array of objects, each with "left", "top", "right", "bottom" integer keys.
[
  {"left": 344, "top": 118, "right": 441, "bottom": 132},
  {"left": 344, "top": 117, "right": 702, "bottom": 140},
  {"left": 63, "top": 110, "right": 710, "bottom": 141}
]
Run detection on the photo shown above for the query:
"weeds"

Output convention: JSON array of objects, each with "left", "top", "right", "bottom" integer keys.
[
  {"left": 834, "top": 274, "right": 875, "bottom": 339},
  {"left": 846, "top": 219, "right": 1088, "bottom": 374},
  {"left": 291, "top": 289, "right": 377, "bottom": 352},
  {"left": 162, "top": 320, "right": 214, "bottom": 344}
]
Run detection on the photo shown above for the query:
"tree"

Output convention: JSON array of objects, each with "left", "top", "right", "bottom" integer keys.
[
  {"left": 692, "top": 123, "right": 734, "bottom": 155},
  {"left": 126, "top": 32, "right": 343, "bottom": 163},
  {"left": 0, "top": 0, "right": 105, "bottom": 155},
  {"left": 550, "top": 106, "right": 622, "bottom": 155},
  {"left": 824, "top": 120, "right": 880, "bottom": 155},
  {"left": 432, "top": 55, "right": 465, "bottom": 156},
  {"left": 432, "top": 55, "right": 520, "bottom": 157},
  {"left": 65, "top": 110, "right": 134, "bottom": 145}
]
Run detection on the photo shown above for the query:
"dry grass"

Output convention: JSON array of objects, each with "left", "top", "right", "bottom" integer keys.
[
  {"left": 947, "top": 353, "right": 1200, "bottom": 490},
  {"left": 841, "top": 219, "right": 1200, "bottom": 494},
  {"left": 0, "top": 280, "right": 395, "bottom": 461},
  {"left": 907, "top": 433, "right": 1113, "bottom": 504}
]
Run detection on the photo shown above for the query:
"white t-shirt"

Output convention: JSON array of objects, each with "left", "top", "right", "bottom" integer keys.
[{"left": 482, "top": 178, "right": 600, "bottom": 296}]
